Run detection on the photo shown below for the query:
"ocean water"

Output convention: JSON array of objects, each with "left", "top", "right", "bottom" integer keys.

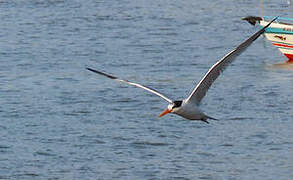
[{"left": 0, "top": 0, "right": 293, "bottom": 179}]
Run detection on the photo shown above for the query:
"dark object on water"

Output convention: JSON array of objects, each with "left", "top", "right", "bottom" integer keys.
[{"left": 242, "top": 16, "right": 263, "bottom": 26}]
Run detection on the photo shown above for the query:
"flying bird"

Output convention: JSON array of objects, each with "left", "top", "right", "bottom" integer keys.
[{"left": 87, "top": 17, "right": 277, "bottom": 123}]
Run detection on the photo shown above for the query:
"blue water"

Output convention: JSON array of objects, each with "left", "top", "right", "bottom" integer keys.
[{"left": 1, "top": 0, "right": 293, "bottom": 179}]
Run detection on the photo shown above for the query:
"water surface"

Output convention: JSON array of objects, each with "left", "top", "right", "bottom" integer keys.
[{"left": 0, "top": 0, "right": 293, "bottom": 179}]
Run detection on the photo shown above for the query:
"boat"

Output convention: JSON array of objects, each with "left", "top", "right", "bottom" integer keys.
[
  {"left": 243, "top": 16, "right": 293, "bottom": 63},
  {"left": 260, "top": 16, "right": 293, "bottom": 62}
]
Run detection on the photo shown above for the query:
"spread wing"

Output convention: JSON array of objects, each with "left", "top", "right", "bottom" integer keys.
[
  {"left": 86, "top": 67, "right": 173, "bottom": 103},
  {"left": 186, "top": 17, "right": 278, "bottom": 105}
]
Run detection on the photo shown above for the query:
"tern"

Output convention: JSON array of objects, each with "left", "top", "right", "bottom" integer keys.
[{"left": 87, "top": 17, "right": 276, "bottom": 123}]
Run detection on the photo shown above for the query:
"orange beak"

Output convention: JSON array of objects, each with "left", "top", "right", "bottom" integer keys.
[{"left": 159, "top": 109, "right": 171, "bottom": 117}]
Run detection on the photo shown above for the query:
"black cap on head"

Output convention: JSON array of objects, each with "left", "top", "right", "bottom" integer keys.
[{"left": 173, "top": 100, "right": 183, "bottom": 108}]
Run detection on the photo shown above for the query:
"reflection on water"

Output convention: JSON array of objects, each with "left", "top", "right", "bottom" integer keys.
[{"left": 269, "top": 61, "right": 293, "bottom": 69}]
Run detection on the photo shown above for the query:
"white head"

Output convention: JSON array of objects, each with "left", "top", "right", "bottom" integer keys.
[{"left": 159, "top": 100, "right": 183, "bottom": 117}]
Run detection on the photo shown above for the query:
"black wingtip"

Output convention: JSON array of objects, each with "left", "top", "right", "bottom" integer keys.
[
  {"left": 86, "top": 67, "right": 96, "bottom": 72},
  {"left": 86, "top": 67, "right": 100, "bottom": 73},
  {"left": 255, "top": 16, "right": 278, "bottom": 39},
  {"left": 86, "top": 67, "right": 93, "bottom": 72},
  {"left": 86, "top": 67, "right": 117, "bottom": 79},
  {"left": 272, "top": 16, "right": 279, "bottom": 22},
  {"left": 266, "top": 16, "right": 278, "bottom": 27}
]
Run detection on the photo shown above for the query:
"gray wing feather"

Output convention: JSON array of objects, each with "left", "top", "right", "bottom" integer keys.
[
  {"left": 86, "top": 67, "right": 173, "bottom": 103},
  {"left": 186, "top": 17, "right": 278, "bottom": 105}
]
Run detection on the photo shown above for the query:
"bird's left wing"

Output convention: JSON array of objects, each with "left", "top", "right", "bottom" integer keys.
[
  {"left": 86, "top": 67, "right": 173, "bottom": 103},
  {"left": 186, "top": 17, "right": 278, "bottom": 105}
]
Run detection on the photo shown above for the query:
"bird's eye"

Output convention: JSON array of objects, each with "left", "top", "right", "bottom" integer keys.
[{"left": 173, "top": 100, "right": 182, "bottom": 108}]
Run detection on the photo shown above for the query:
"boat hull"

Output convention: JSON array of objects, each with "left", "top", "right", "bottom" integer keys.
[{"left": 260, "top": 20, "right": 293, "bottom": 62}]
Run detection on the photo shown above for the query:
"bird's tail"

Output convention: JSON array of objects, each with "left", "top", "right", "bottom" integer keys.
[
  {"left": 201, "top": 115, "right": 218, "bottom": 124},
  {"left": 203, "top": 115, "right": 218, "bottom": 123},
  {"left": 207, "top": 115, "right": 218, "bottom": 121}
]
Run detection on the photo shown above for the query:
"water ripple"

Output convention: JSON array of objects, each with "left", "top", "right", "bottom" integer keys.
[{"left": 130, "top": 141, "right": 170, "bottom": 148}]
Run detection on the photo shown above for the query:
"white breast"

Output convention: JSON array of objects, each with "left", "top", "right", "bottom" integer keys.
[{"left": 172, "top": 100, "right": 205, "bottom": 120}]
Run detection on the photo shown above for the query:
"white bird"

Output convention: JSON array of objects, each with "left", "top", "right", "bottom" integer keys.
[{"left": 87, "top": 17, "right": 277, "bottom": 123}]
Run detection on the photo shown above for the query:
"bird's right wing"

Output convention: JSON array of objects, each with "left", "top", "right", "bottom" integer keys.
[
  {"left": 86, "top": 67, "right": 173, "bottom": 103},
  {"left": 186, "top": 17, "right": 278, "bottom": 105}
]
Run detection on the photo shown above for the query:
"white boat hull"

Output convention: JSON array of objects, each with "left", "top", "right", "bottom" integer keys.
[{"left": 260, "top": 20, "right": 293, "bottom": 62}]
